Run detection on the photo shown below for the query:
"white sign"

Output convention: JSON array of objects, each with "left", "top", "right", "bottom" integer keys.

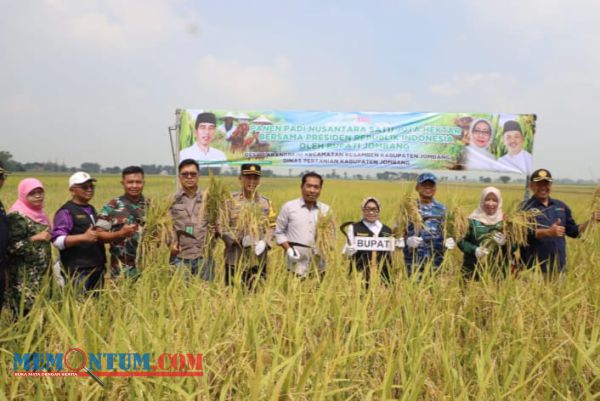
[{"left": 354, "top": 237, "right": 395, "bottom": 251}]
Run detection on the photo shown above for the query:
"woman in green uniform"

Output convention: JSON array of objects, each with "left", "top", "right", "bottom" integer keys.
[{"left": 458, "top": 187, "right": 513, "bottom": 280}]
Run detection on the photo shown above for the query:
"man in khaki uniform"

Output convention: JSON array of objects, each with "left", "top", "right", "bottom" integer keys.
[
  {"left": 169, "top": 159, "right": 214, "bottom": 281},
  {"left": 222, "top": 164, "right": 276, "bottom": 287}
]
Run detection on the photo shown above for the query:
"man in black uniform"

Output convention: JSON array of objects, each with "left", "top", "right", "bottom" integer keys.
[
  {"left": 521, "top": 168, "right": 600, "bottom": 273},
  {"left": 51, "top": 172, "right": 106, "bottom": 290},
  {"left": 0, "top": 163, "right": 9, "bottom": 308}
]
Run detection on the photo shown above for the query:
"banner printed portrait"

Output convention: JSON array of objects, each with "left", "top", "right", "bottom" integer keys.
[{"left": 177, "top": 109, "right": 536, "bottom": 174}]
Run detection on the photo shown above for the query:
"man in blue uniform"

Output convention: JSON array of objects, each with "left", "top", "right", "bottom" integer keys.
[
  {"left": 521, "top": 169, "right": 600, "bottom": 273},
  {"left": 403, "top": 172, "right": 455, "bottom": 276}
]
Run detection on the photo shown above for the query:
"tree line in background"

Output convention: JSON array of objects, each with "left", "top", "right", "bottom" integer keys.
[{"left": 1, "top": 150, "right": 598, "bottom": 184}]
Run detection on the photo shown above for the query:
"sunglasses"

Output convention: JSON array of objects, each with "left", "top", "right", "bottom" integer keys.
[{"left": 180, "top": 172, "right": 198, "bottom": 178}]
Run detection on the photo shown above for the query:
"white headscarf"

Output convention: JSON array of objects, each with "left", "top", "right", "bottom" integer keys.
[
  {"left": 466, "top": 118, "right": 497, "bottom": 170},
  {"left": 469, "top": 118, "right": 494, "bottom": 150},
  {"left": 468, "top": 186, "right": 503, "bottom": 225}
]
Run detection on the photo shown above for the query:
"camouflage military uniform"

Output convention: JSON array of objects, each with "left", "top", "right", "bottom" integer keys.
[
  {"left": 6, "top": 212, "right": 52, "bottom": 313},
  {"left": 403, "top": 199, "right": 447, "bottom": 275},
  {"left": 96, "top": 195, "right": 147, "bottom": 278},
  {"left": 222, "top": 191, "right": 276, "bottom": 286}
]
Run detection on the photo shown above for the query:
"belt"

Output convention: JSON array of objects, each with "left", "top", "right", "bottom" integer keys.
[{"left": 289, "top": 242, "right": 311, "bottom": 248}]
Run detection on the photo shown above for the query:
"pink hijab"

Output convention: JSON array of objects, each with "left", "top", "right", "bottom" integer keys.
[{"left": 9, "top": 178, "right": 51, "bottom": 227}]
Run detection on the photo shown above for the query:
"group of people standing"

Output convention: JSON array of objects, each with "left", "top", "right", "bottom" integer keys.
[
  {"left": 343, "top": 168, "right": 599, "bottom": 283},
  {"left": 0, "top": 159, "right": 598, "bottom": 316},
  {"left": 0, "top": 165, "right": 150, "bottom": 314}
]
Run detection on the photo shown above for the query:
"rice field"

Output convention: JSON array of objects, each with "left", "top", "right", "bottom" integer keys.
[{"left": 0, "top": 173, "right": 599, "bottom": 400}]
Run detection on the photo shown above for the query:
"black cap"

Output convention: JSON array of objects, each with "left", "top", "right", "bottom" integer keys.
[
  {"left": 195, "top": 112, "right": 217, "bottom": 128},
  {"left": 530, "top": 169, "right": 553, "bottom": 182},
  {"left": 241, "top": 164, "right": 261, "bottom": 176},
  {"left": 503, "top": 120, "right": 522, "bottom": 134}
]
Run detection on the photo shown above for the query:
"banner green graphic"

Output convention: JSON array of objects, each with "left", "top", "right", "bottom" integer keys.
[{"left": 177, "top": 109, "right": 536, "bottom": 174}]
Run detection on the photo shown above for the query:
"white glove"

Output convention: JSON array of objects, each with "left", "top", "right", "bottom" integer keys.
[
  {"left": 444, "top": 237, "right": 456, "bottom": 250},
  {"left": 286, "top": 247, "right": 301, "bottom": 261},
  {"left": 242, "top": 235, "right": 252, "bottom": 248},
  {"left": 254, "top": 240, "right": 266, "bottom": 256},
  {"left": 394, "top": 237, "right": 405, "bottom": 249},
  {"left": 492, "top": 232, "right": 506, "bottom": 246},
  {"left": 52, "top": 260, "right": 65, "bottom": 288},
  {"left": 475, "top": 246, "right": 490, "bottom": 259},
  {"left": 343, "top": 244, "right": 357, "bottom": 256},
  {"left": 406, "top": 236, "right": 423, "bottom": 249}
]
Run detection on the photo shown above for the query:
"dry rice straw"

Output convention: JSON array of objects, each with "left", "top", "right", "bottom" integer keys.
[
  {"left": 315, "top": 210, "right": 337, "bottom": 256},
  {"left": 200, "top": 173, "right": 233, "bottom": 248},
  {"left": 394, "top": 192, "right": 423, "bottom": 236},
  {"left": 136, "top": 197, "right": 173, "bottom": 268}
]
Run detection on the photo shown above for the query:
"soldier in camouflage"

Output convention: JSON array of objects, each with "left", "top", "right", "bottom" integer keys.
[
  {"left": 221, "top": 164, "right": 276, "bottom": 287},
  {"left": 97, "top": 166, "right": 147, "bottom": 279},
  {"left": 402, "top": 173, "right": 456, "bottom": 276},
  {"left": 6, "top": 178, "right": 52, "bottom": 315}
]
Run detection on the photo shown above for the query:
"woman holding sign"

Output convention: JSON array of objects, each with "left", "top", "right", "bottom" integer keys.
[
  {"left": 342, "top": 197, "right": 402, "bottom": 287},
  {"left": 458, "top": 187, "right": 513, "bottom": 280}
]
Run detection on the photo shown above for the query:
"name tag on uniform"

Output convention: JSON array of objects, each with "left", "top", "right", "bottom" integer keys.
[
  {"left": 185, "top": 225, "right": 194, "bottom": 236},
  {"left": 74, "top": 214, "right": 88, "bottom": 222},
  {"left": 354, "top": 237, "right": 395, "bottom": 251}
]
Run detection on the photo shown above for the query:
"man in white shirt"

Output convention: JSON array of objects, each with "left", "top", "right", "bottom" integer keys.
[
  {"left": 179, "top": 112, "right": 227, "bottom": 166},
  {"left": 275, "top": 172, "right": 331, "bottom": 278},
  {"left": 498, "top": 120, "right": 533, "bottom": 174}
]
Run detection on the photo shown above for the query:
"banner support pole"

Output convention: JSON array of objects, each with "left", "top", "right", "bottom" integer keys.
[{"left": 168, "top": 125, "right": 178, "bottom": 191}]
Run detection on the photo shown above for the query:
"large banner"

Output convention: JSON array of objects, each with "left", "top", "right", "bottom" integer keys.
[{"left": 177, "top": 109, "right": 536, "bottom": 174}]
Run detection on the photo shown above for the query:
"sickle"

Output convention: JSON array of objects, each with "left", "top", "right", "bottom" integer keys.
[{"left": 339, "top": 221, "right": 354, "bottom": 245}]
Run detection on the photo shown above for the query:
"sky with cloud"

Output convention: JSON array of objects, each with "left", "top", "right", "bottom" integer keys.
[{"left": 1, "top": 0, "right": 599, "bottom": 179}]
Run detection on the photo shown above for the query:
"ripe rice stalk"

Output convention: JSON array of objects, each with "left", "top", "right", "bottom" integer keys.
[
  {"left": 231, "top": 196, "right": 269, "bottom": 242},
  {"left": 394, "top": 191, "right": 422, "bottom": 236},
  {"left": 315, "top": 210, "right": 336, "bottom": 256},
  {"left": 200, "top": 173, "right": 233, "bottom": 247},
  {"left": 445, "top": 205, "right": 468, "bottom": 240},
  {"left": 221, "top": 195, "right": 270, "bottom": 267},
  {"left": 582, "top": 186, "right": 600, "bottom": 244},
  {"left": 136, "top": 197, "right": 173, "bottom": 268},
  {"left": 502, "top": 200, "right": 541, "bottom": 247}
]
